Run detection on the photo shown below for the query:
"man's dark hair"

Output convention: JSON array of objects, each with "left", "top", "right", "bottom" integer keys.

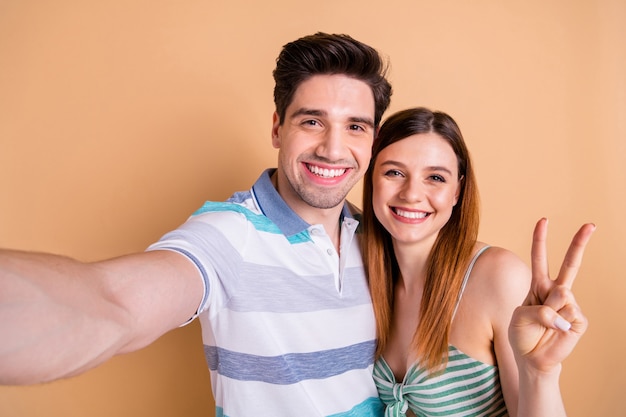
[{"left": 273, "top": 32, "right": 392, "bottom": 127}]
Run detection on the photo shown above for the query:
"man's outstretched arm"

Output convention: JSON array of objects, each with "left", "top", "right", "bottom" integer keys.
[{"left": 0, "top": 248, "right": 203, "bottom": 385}]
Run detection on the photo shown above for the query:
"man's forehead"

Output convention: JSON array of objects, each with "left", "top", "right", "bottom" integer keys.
[{"left": 287, "top": 74, "right": 375, "bottom": 122}]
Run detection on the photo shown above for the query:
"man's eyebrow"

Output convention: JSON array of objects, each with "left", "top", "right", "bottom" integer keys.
[
  {"left": 349, "top": 116, "right": 375, "bottom": 128},
  {"left": 290, "top": 108, "right": 326, "bottom": 118}
]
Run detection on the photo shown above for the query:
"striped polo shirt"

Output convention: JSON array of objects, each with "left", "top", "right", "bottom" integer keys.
[{"left": 147, "top": 169, "right": 383, "bottom": 417}]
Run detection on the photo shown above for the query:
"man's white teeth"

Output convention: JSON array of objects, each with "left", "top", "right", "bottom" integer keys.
[
  {"left": 307, "top": 165, "right": 346, "bottom": 178},
  {"left": 395, "top": 209, "right": 428, "bottom": 219}
]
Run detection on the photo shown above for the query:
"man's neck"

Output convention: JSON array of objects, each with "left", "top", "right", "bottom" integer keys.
[{"left": 270, "top": 171, "right": 344, "bottom": 251}]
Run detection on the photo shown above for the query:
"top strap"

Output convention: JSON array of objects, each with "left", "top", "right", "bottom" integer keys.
[{"left": 452, "top": 245, "right": 491, "bottom": 320}]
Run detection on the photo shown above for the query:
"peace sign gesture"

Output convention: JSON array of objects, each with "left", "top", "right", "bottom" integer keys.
[{"left": 509, "top": 218, "right": 596, "bottom": 373}]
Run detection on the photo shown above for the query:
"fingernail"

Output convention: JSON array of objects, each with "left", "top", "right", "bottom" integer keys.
[{"left": 555, "top": 316, "right": 571, "bottom": 331}]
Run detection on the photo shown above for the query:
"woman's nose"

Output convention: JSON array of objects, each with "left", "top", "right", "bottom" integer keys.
[{"left": 399, "top": 179, "right": 423, "bottom": 202}]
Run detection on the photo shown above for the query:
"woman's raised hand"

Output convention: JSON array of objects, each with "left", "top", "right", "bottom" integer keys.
[{"left": 509, "top": 218, "right": 595, "bottom": 373}]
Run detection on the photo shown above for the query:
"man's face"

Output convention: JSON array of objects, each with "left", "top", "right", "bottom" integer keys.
[{"left": 272, "top": 74, "right": 376, "bottom": 218}]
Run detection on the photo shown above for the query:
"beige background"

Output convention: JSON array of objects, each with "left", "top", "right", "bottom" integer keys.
[{"left": 1, "top": 1, "right": 624, "bottom": 416}]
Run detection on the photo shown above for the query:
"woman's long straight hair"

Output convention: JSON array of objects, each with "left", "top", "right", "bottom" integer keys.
[{"left": 362, "top": 107, "right": 480, "bottom": 373}]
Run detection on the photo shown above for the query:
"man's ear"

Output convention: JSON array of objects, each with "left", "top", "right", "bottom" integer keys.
[{"left": 271, "top": 112, "right": 281, "bottom": 148}]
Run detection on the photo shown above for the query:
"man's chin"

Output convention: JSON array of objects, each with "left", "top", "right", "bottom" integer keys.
[{"left": 300, "top": 192, "right": 348, "bottom": 210}]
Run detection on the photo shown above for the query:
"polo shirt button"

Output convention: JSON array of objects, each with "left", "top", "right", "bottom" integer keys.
[{"left": 327, "top": 249, "right": 333, "bottom": 255}]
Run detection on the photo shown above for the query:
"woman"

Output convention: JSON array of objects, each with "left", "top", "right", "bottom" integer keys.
[{"left": 361, "top": 107, "right": 594, "bottom": 416}]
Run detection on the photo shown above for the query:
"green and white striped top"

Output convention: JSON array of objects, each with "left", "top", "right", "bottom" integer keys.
[
  {"left": 373, "top": 346, "right": 507, "bottom": 416},
  {"left": 373, "top": 246, "right": 508, "bottom": 416}
]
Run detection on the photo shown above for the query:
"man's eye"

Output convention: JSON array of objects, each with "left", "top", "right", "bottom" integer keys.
[{"left": 349, "top": 124, "right": 365, "bottom": 131}]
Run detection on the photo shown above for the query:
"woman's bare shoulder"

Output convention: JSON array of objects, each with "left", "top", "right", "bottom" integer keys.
[{"left": 469, "top": 243, "right": 531, "bottom": 303}]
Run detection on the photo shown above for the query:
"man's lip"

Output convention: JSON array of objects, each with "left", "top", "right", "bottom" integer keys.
[{"left": 304, "top": 162, "right": 350, "bottom": 180}]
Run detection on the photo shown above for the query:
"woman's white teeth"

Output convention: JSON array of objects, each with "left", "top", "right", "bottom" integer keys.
[
  {"left": 308, "top": 165, "right": 346, "bottom": 178},
  {"left": 395, "top": 209, "right": 428, "bottom": 219}
]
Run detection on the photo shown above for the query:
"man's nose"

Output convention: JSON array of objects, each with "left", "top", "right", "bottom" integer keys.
[{"left": 315, "top": 127, "right": 348, "bottom": 161}]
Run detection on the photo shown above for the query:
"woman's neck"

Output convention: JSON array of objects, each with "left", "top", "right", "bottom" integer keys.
[{"left": 393, "top": 241, "right": 432, "bottom": 293}]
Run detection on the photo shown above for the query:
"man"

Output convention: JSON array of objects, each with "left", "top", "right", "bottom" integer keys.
[
  {"left": 0, "top": 32, "right": 595, "bottom": 417},
  {"left": 1, "top": 32, "right": 392, "bottom": 416}
]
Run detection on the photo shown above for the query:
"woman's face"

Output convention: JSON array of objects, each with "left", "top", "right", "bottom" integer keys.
[{"left": 372, "top": 132, "right": 461, "bottom": 250}]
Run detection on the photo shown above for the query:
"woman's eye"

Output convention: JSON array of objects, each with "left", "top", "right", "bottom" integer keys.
[
  {"left": 384, "top": 169, "right": 403, "bottom": 178},
  {"left": 430, "top": 175, "right": 446, "bottom": 182}
]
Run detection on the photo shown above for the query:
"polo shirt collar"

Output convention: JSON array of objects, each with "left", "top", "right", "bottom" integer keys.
[{"left": 251, "top": 169, "right": 356, "bottom": 238}]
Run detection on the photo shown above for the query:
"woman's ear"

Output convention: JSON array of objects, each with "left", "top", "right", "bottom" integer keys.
[{"left": 454, "top": 175, "right": 464, "bottom": 206}]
